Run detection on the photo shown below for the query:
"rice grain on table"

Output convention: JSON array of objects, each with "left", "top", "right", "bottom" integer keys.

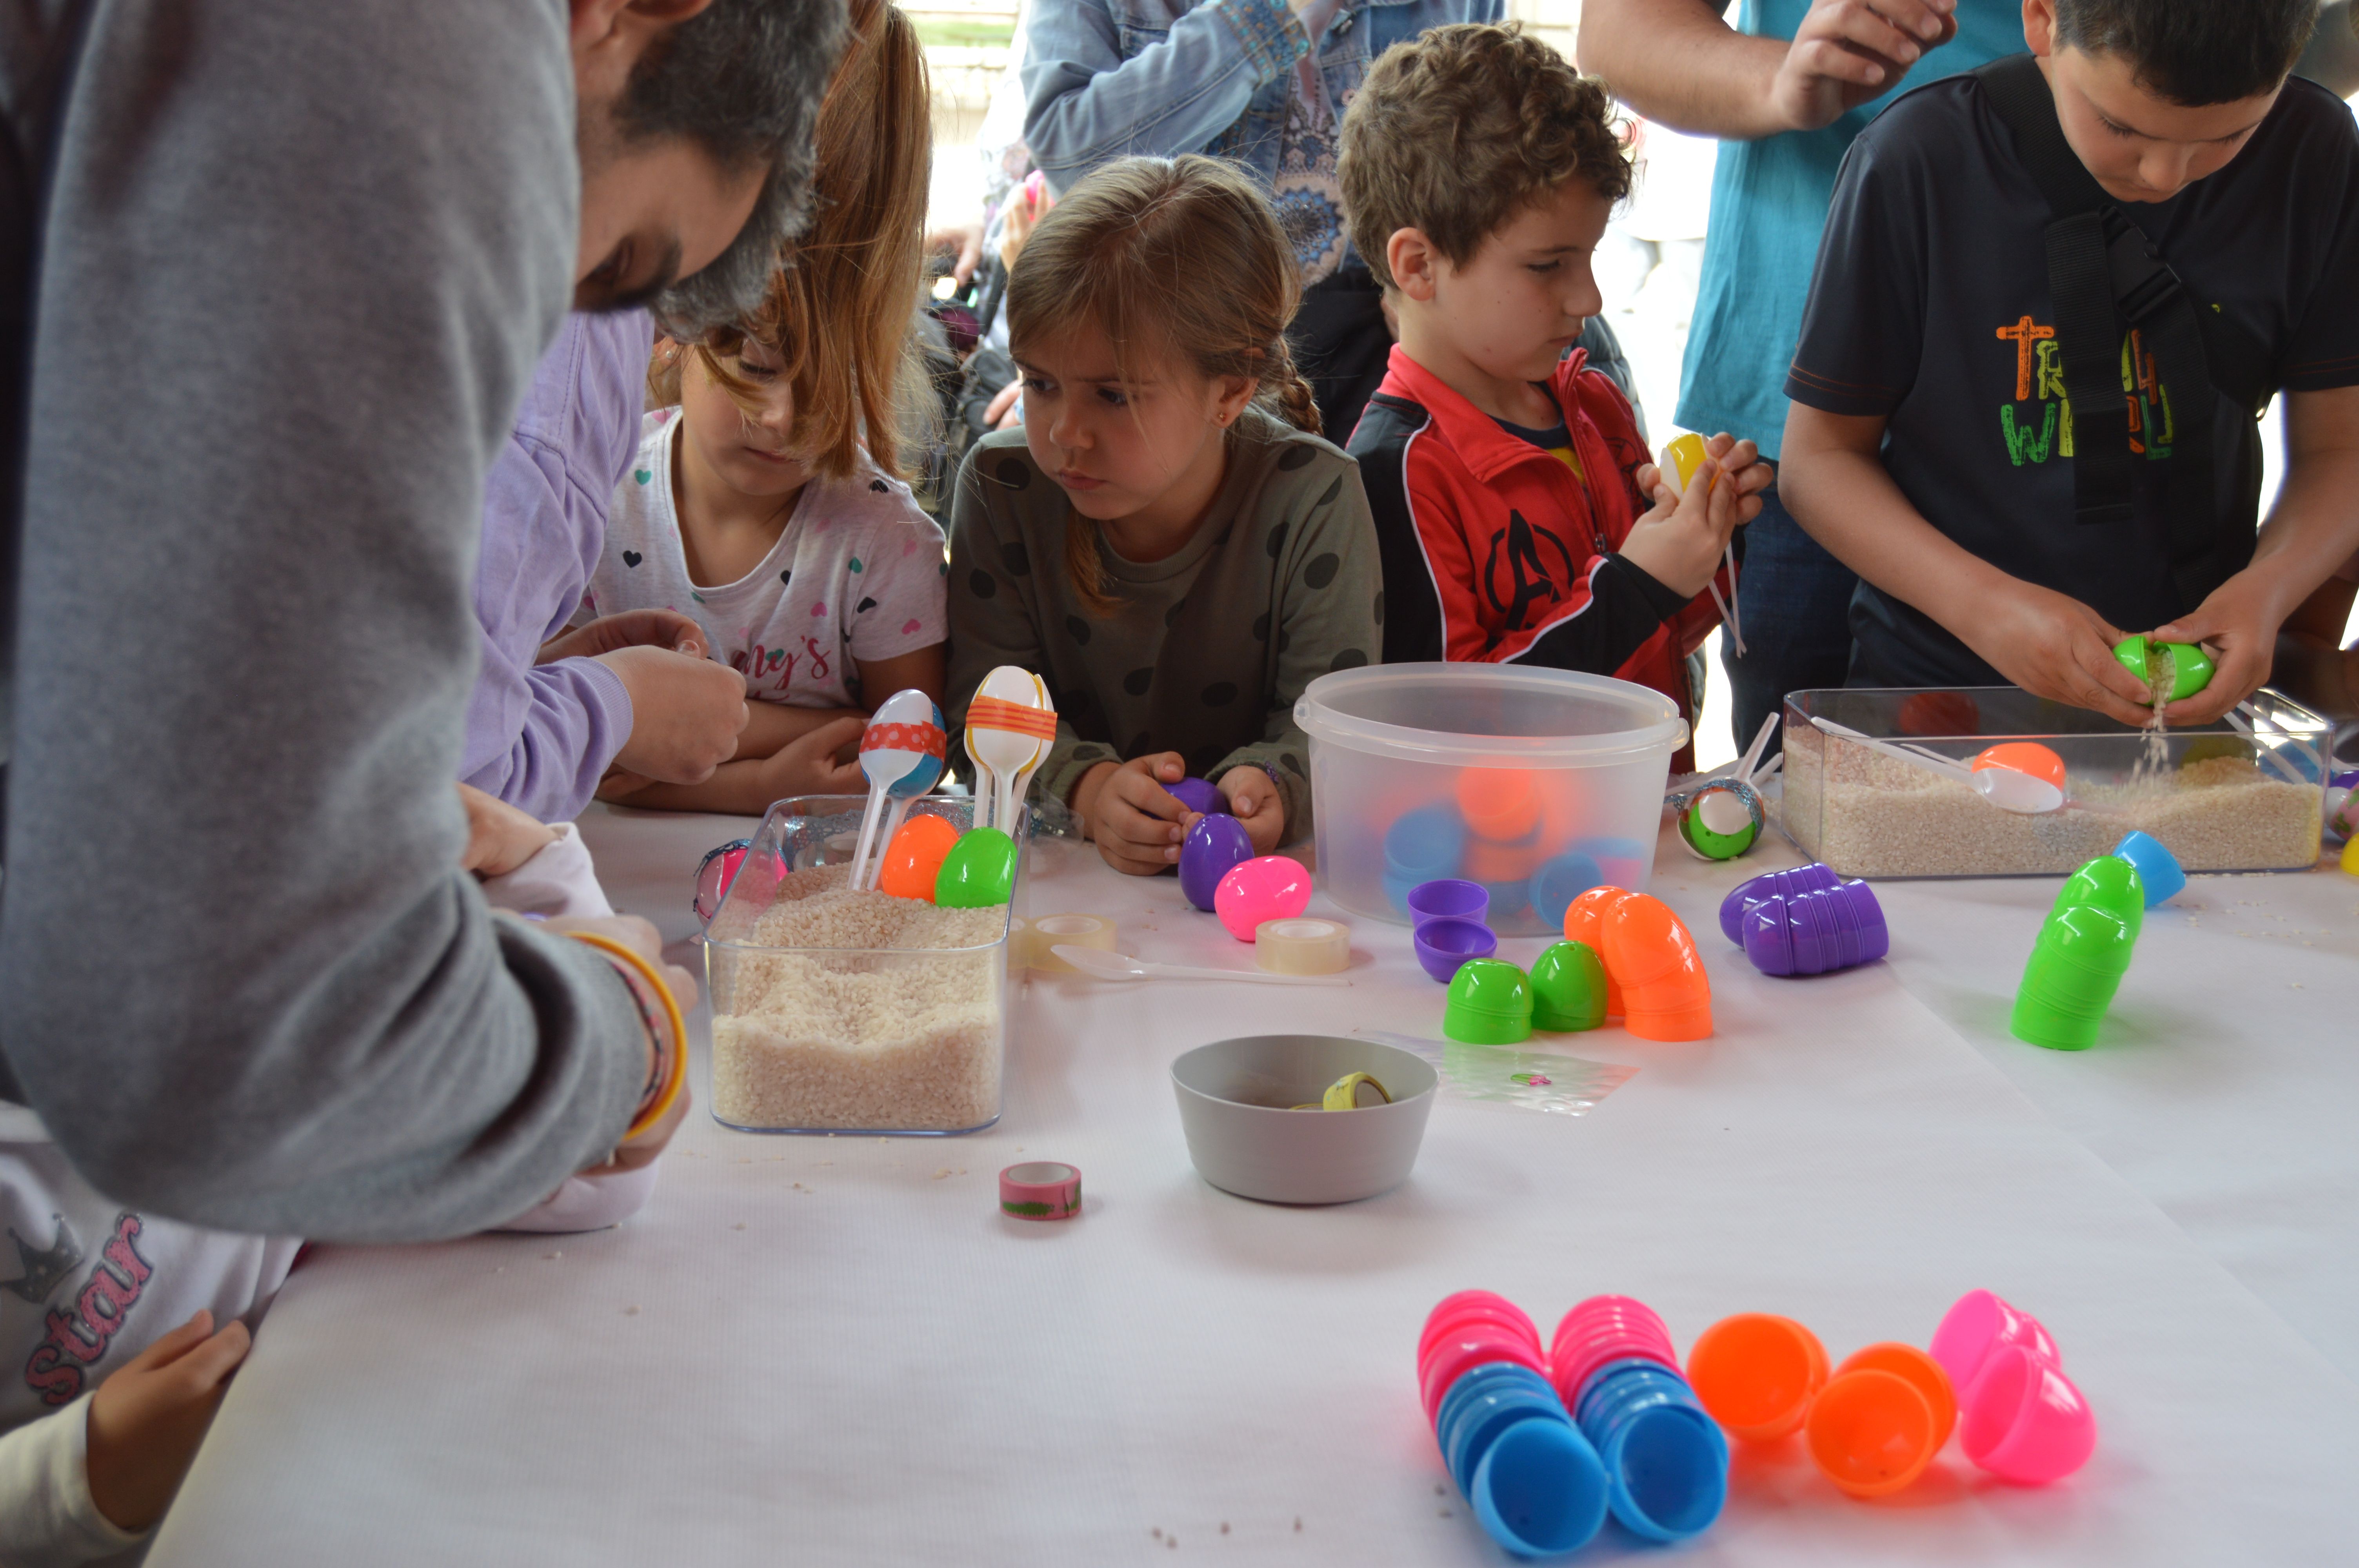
[
  {"left": 709, "top": 865, "right": 1007, "bottom": 1131},
  {"left": 1779, "top": 725, "right": 2320, "bottom": 877}
]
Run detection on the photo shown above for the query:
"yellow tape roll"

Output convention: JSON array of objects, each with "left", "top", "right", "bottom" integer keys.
[
  {"left": 1025, "top": 913, "right": 1117, "bottom": 972},
  {"left": 1254, "top": 916, "right": 1351, "bottom": 975}
]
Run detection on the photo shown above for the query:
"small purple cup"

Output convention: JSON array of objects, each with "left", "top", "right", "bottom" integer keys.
[
  {"left": 1718, "top": 862, "right": 1842, "bottom": 945},
  {"left": 1406, "top": 878, "right": 1489, "bottom": 931},
  {"left": 1415, "top": 916, "right": 1499, "bottom": 984},
  {"left": 1741, "top": 881, "right": 1888, "bottom": 977},
  {"left": 1179, "top": 813, "right": 1255, "bottom": 911},
  {"left": 1167, "top": 776, "right": 1223, "bottom": 817}
]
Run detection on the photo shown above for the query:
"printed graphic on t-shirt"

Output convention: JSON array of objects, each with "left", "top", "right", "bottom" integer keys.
[
  {"left": 1993, "top": 314, "right": 2175, "bottom": 468},
  {"left": 20, "top": 1213, "right": 152, "bottom": 1406},
  {"left": 1483, "top": 511, "right": 1578, "bottom": 637}
]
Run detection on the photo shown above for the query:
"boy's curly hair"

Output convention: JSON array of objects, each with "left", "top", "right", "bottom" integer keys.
[{"left": 1340, "top": 23, "right": 1631, "bottom": 290}]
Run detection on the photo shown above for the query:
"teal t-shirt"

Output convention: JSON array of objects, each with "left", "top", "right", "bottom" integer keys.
[{"left": 1676, "top": 0, "right": 2022, "bottom": 457}]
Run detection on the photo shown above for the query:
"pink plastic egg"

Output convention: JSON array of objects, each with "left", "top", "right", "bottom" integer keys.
[{"left": 1213, "top": 855, "right": 1312, "bottom": 941}]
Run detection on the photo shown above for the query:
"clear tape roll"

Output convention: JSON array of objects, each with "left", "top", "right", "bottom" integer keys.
[
  {"left": 1025, "top": 913, "right": 1117, "bottom": 972},
  {"left": 1255, "top": 916, "right": 1351, "bottom": 975}
]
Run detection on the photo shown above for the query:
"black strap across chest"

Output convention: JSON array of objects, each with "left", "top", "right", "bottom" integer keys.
[{"left": 1971, "top": 54, "right": 2274, "bottom": 604}]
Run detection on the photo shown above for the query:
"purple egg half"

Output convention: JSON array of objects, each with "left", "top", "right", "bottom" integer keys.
[{"left": 1179, "top": 813, "right": 1256, "bottom": 911}]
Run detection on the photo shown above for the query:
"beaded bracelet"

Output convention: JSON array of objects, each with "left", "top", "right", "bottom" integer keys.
[{"left": 568, "top": 933, "right": 688, "bottom": 1141}]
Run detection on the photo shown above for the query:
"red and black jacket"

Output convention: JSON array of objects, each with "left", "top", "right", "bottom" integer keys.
[{"left": 1347, "top": 345, "right": 1731, "bottom": 763}]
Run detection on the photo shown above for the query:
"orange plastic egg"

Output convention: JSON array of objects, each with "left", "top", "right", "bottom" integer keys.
[
  {"left": 1971, "top": 742, "right": 2066, "bottom": 793},
  {"left": 1560, "top": 886, "right": 1634, "bottom": 1017},
  {"left": 1455, "top": 767, "right": 1541, "bottom": 844},
  {"left": 878, "top": 814, "right": 961, "bottom": 902}
]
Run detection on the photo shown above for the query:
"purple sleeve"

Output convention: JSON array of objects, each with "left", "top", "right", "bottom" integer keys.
[{"left": 462, "top": 312, "right": 650, "bottom": 821}]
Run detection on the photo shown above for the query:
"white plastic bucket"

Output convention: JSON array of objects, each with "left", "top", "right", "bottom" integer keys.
[{"left": 1296, "top": 663, "right": 1685, "bottom": 935}]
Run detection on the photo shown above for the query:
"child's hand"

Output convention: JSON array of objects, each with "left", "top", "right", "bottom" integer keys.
[
  {"left": 1620, "top": 435, "right": 1767, "bottom": 599},
  {"left": 457, "top": 782, "right": 560, "bottom": 877},
  {"left": 1073, "top": 753, "right": 1190, "bottom": 875},
  {"left": 753, "top": 715, "right": 868, "bottom": 798},
  {"left": 1960, "top": 579, "right": 2154, "bottom": 726},
  {"left": 1217, "top": 766, "right": 1286, "bottom": 854},
  {"left": 596, "top": 646, "right": 750, "bottom": 785},
  {"left": 542, "top": 610, "right": 709, "bottom": 662},
  {"left": 85, "top": 1309, "right": 252, "bottom": 1532}
]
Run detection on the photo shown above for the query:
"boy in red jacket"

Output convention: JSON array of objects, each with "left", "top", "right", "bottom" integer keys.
[{"left": 1339, "top": 23, "right": 1770, "bottom": 766}]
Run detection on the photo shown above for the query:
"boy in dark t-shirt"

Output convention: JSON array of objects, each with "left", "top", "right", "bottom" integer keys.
[{"left": 1779, "top": 0, "right": 2359, "bottom": 727}]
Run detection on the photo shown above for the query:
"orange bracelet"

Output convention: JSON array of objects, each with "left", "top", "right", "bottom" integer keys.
[{"left": 569, "top": 932, "right": 688, "bottom": 1140}]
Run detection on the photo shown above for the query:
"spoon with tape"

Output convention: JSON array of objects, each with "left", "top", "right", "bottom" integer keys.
[
  {"left": 965, "top": 665, "right": 1055, "bottom": 831},
  {"left": 996, "top": 670, "right": 1059, "bottom": 829},
  {"left": 1049, "top": 945, "right": 1347, "bottom": 987},
  {"left": 847, "top": 690, "right": 948, "bottom": 891}
]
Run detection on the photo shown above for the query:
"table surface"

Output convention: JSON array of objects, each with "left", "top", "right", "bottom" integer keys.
[{"left": 150, "top": 805, "right": 2359, "bottom": 1567}]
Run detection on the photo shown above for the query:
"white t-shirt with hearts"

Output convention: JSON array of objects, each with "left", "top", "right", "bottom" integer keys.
[{"left": 582, "top": 410, "right": 948, "bottom": 708}]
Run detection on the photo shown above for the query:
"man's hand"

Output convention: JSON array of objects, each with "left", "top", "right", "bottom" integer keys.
[
  {"left": 1619, "top": 435, "right": 1768, "bottom": 598},
  {"left": 85, "top": 1310, "right": 252, "bottom": 1532},
  {"left": 1071, "top": 753, "right": 1191, "bottom": 874},
  {"left": 2150, "top": 570, "right": 2293, "bottom": 727},
  {"left": 1216, "top": 767, "right": 1286, "bottom": 854},
  {"left": 594, "top": 646, "right": 749, "bottom": 785},
  {"left": 1959, "top": 581, "right": 2155, "bottom": 727},
  {"left": 458, "top": 783, "right": 560, "bottom": 877},
  {"left": 1767, "top": 0, "right": 1957, "bottom": 132},
  {"left": 752, "top": 715, "right": 869, "bottom": 799},
  {"left": 925, "top": 220, "right": 985, "bottom": 290},
  {"left": 545, "top": 913, "right": 699, "bottom": 1014},
  {"left": 542, "top": 609, "right": 708, "bottom": 662}
]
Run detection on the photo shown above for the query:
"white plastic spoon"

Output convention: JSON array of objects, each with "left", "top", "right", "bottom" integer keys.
[
  {"left": 1050, "top": 945, "right": 1348, "bottom": 987},
  {"left": 1810, "top": 717, "right": 2070, "bottom": 814},
  {"left": 966, "top": 665, "right": 1049, "bottom": 831}
]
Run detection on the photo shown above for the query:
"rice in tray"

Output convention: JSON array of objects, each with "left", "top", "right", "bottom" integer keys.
[
  {"left": 1780, "top": 725, "right": 2321, "bottom": 878},
  {"left": 709, "top": 864, "right": 1008, "bottom": 1132}
]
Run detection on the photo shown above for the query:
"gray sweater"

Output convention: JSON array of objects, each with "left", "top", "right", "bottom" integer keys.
[
  {"left": 0, "top": 0, "right": 650, "bottom": 1241},
  {"left": 947, "top": 413, "right": 1381, "bottom": 840}
]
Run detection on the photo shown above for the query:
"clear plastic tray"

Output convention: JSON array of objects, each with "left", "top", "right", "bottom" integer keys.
[
  {"left": 1779, "top": 688, "right": 2326, "bottom": 879},
  {"left": 702, "top": 795, "right": 1025, "bottom": 1135}
]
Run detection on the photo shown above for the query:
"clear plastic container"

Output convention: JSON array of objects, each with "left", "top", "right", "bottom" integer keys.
[
  {"left": 1295, "top": 664, "right": 1688, "bottom": 936},
  {"left": 702, "top": 795, "right": 1025, "bottom": 1135},
  {"left": 1780, "top": 687, "right": 2328, "bottom": 879}
]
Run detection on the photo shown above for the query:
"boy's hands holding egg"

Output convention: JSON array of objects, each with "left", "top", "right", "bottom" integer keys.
[
  {"left": 1621, "top": 433, "right": 1768, "bottom": 599},
  {"left": 1216, "top": 766, "right": 1285, "bottom": 854},
  {"left": 1072, "top": 753, "right": 1192, "bottom": 874}
]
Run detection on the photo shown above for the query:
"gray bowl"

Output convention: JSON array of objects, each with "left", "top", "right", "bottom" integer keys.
[{"left": 1170, "top": 1035, "right": 1438, "bottom": 1205}]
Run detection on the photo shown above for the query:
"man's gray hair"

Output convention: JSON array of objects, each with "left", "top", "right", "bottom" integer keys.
[{"left": 619, "top": 0, "right": 853, "bottom": 336}]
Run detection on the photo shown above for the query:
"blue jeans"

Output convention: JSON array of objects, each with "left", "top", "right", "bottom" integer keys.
[{"left": 1723, "top": 483, "right": 1857, "bottom": 757}]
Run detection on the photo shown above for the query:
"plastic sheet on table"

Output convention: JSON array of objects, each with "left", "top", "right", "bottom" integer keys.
[{"left": 1354, "top": 1030, "right": 1635, "bottom": 1117}]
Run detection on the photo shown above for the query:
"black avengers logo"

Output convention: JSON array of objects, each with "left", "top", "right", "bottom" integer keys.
[{"left": 1482, "top": 510, "right": 1575, "bottom": 632}]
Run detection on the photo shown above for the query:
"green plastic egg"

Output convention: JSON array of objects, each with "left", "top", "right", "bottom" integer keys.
[
  {"left": 934, "top": 827, "right": 1018, "bottom": 908},
  {"left": 1444, "top": 958, "right": 1534, "bottom": 1045}
]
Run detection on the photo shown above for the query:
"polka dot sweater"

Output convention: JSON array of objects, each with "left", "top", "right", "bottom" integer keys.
[{"left": 946, "top": 410, "right": 1380, "bottom": 841}]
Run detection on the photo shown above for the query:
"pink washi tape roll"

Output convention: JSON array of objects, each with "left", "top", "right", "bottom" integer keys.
[{"left": 999, "top": 1161, "right": 1082, "bottom": 1221}]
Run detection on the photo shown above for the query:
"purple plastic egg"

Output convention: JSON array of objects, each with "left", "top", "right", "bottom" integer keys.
[
  {"left": 1740, "top": 880, "right": 1888, "bottom": 977},
  {"left": 1179, "top": 813, "right": 1256, "bottom": 911},
  {"left": 1168, "top": 776, "right": 1223, "bottom": 817},
  {"left": 1719, "top": 862, "right": 1842, "bottom": 945}
]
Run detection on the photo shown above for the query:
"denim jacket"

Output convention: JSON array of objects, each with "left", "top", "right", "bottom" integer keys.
[{"left": 1021, "top": 0, "right": 1499, "bottom": 215}]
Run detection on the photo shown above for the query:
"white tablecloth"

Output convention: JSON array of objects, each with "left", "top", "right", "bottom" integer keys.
[{"left": 148, "top": 807, "right": 2359, "bottom": 1566}]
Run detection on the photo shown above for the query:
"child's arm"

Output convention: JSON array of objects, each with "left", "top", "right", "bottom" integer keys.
[
  {"left": 1779, "top": 403, "right": 2157, "bottom": 725},
  {"left": 1206, "top": 455, "right": 1385, "bottom": 851},
  {"left": 2150, "top": 384, "right": 2359, "bottom": 724},
  {"left": 597, "top": 716, "right": 867, "bottom": 815},
  {"left": 0, "top": 1307, "right": 253, "bottom": 1564}
]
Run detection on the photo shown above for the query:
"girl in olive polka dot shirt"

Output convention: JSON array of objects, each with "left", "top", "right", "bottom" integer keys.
[{"left": 946, "top": 156, "right": 1381, "bottom": 875}]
